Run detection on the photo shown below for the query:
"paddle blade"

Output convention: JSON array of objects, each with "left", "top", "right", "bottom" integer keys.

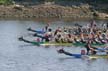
[
  {"left": 18, "top": 36, "right": 23, "bottom": 41},
  {"left": 33, "top": 33, "right": 37, "bottom": 36},
  {"left": 27, "top": 27, "right": 31, "bottom": 31},
  {"left": 57, "top": 48, "right": 64, "bottom": 54}
]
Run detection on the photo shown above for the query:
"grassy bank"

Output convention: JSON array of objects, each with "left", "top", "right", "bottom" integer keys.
[
  {"left": 0, "top": 0, "right": 108, "bottom": 20},
  {"left": 0, "top": 0, "right": 13, "bottom": 5},
  {"left": 0, "top": 4, "right": 107, "bottom": 20}
]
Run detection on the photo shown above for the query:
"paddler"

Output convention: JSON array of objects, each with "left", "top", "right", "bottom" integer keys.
[
  {"left": 54, "top": 27, "right": 64, "bottom": 43},
  {"left": 45, "top": 22, "right": 50, "bottom": 32},
  {"left": 67, "top": 34, "right": 73, "bottom": 43},
  {"left": 44, "top": 28, "right": 53, "bottom": 42},
  {"left": 85, "top": 40, "right": 97, "bottom": 55},
  {"left": 102, "top": 23, "right": 107, "bottom": 31},
  {"left": 54, "top": 27, "right": 62, "bottom": 36},
  {"left": 107, "top": 23, "right": 108, "bottom": 29}
]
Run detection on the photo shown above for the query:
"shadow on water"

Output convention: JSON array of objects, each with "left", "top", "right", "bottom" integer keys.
[
  {"left": 44, "top": 46, "right": 51, "bottom": 48},
  {"left": 58, "top": 57, "right": 80, "bottom": 61},
  {"left": 19, "top": 44, "right": 36, "bottom": 48},
  {"left": 58, "top": 56, "right": 102, "bottom": 62},
  {"left": 19, "top": 44, "right": 53, "bottom": 49}
]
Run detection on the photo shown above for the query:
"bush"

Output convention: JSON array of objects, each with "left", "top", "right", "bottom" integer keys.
[{"left": 0, "top": 0, "right": 13, "bottom": 5}]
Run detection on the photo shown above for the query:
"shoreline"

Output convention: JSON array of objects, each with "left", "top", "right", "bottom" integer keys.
[
  {"left": 0, "top": 17, "right": 108, "bottom": 23},
  {"left": 0, "top": 4, "right": 108, "bottom": 21}
]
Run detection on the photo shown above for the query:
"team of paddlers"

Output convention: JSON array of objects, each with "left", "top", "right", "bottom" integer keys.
[
  {"left": 37, "top": 21, "right": 108, "bottom": 44},
  {"left": 34, "top": 20, "right": 108, "bottom": 55},
  {"left": 23, "top": 20, "right": 108, "bottom": 56}
]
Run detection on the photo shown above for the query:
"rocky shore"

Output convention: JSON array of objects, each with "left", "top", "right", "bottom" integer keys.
[{"left": 0, "top": 3, "right": 108, "bottom": 20}]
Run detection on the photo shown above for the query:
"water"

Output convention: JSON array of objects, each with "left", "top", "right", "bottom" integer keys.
[{"left": 0, "top": 20, "right": 108, "bottom": 71}]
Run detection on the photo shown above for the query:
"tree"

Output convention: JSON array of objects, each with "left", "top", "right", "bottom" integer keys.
[{"left": 0, "top": 0, "right": 13, "bottom": 5}]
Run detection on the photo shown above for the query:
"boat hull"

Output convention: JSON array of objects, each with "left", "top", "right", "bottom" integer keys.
[
  {"left": 19, "top": 37, "right": 106, "bottom": 46},
  {"left": 23, "top": 40, "right": 105, "bottom": 46}
]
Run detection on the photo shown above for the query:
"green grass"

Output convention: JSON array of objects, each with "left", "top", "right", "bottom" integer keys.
[{"left": 0, "top": 0, "right": 13, "bottom": 5}]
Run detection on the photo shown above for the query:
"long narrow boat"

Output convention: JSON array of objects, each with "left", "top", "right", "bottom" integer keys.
[
  {"left": 27, "top": 27, "right": 45, "bottom": 34},
  {"left": 57, "top": 49, "right": 108, "bottom": 59},
  {"left": 18, "top": 37, "right": 106, "bottom": 47},
  {"left": 27, "top": 31, "right": 108, "bottom": 46}
]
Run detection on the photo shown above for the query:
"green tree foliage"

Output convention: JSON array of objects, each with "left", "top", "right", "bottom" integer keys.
[
  {"left": 12, "top": 0, "right": 108, "bottom": 3},
  {"left": 0, "top": 0, "right": 13, "bottom": 5},
  {"left": 4, "top": 0, "right": 108, "bottom": 4}
]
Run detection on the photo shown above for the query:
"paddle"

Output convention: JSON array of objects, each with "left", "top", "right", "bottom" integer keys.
[
  {"left": 27, "top": 27, "right": 36, "bottom": 33},
  {"left": 18, "top": 36, "right": 24, "bottom": 41}
]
